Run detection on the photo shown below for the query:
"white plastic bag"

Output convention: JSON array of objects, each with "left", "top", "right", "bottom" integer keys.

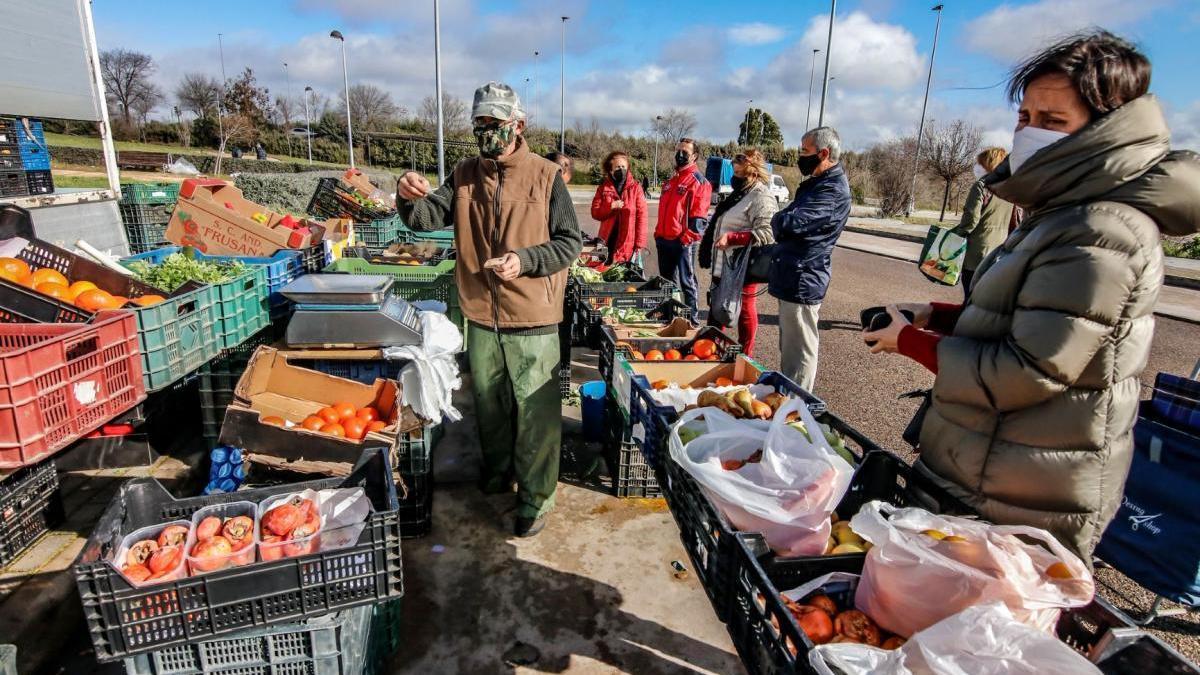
[
  {"left": 668, "top": 397, "right": 854, "bottom": 555},
  {"left": 850, "top": 502, "right": 1095, "bottom": 637},
  {"left": 165, "top": 158, "right": 200, "bottom": 175},
  {"left": 382, "top": 310, "right": 463, "bottom": 423},
  {"left": 809, "top": 602, "right": 1100, "bottom": 675}
]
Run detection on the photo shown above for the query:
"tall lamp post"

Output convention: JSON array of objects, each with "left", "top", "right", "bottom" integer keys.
[
  {"left": 805, "top": 48, "right": 820, "bottom": 131},
  {"left": 330, "top": 30, "right": 355, "bottom": 168},
  {"left": 653, "top": 114, "right": 663, "bottom": 191},
  {"left": 907, "top": 4, "right": 944, "bottom": 216},
  {"left": 817, "top": 0, "right": 836, "bottom": 126},
  {"left": 559, "top": 16, "right": 568, "bottom": 153},
  {"left": 283, "top": 61, "right": 294, "bottom": 156},
  {"left": 433, "top": 0, "right": 445, "bottom": 184},
  {"left": 533, "top": 50, "right": 539, "bottom": 127},
  {"left": 303, "top": 85, "right": 313, "bottom": 164},
  {"left": 216, "top": 33, "right": 227, "bottom": 157}
]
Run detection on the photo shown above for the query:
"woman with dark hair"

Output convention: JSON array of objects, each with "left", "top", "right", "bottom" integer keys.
[
  {"left": 590, "top": 151, "right": 648, "bottom": 265},
  {"left": 863, "top": 30, "right": 1200, "bottom": 561}
]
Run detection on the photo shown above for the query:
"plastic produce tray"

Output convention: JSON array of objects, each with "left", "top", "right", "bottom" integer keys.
[
  {"left": 306, "top": 177, "right": 396, "bottom": 223},
  {"left": 354, "top": 215, "right": 405, "bottom": 249},
  {"left": 393, "top": 222, "right": 454, "bottom": 245},
  {"left": 74, "top": 447, "right": 403, "bottom": 662},
  {"left": 0, "top": 459, "right": 63, "bottom": 566},
  {"left": 0, "top": 171, "right": 26, "bottom": 199},
  {"left": 122, "top": 248, "right": 270, "bottom": 350},
  {"left": 605, "top": 394, "right": 660, "bottom": 499},
  {"left": 323, "top": 257, "right": 462, "bottom": 330},
  {"left": 121, "top": 183, "right": 181, "bottom": 205},
  {"left": 598, "top": 325, "right": 741, "bottom": 387},
  {"left": 0, "top": 313, "right": 146, "bottom": 468},
  {"left": 118, "top": 184, "right": 182, "bottom": 255}
]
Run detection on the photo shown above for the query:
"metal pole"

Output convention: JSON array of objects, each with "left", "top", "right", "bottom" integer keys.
[
  {"left": 216, "top": 34, "right": 226, "bottom": 153},
  {"left": 533, "top": 51, "right": 539, "bottom": 127},
  {"left": 303, "top": 86, "right": 313, "bottom": 164},
  {"left": 283, "top": 62, "right": 294, "bottom": 156},
  {"left": 817, "top": 0, "right": 836, "bottom": 126},
  {"left": 907, "top": 4, "right": 943, "bottom": 216},
  {"left": 806, "top": 49, "right": 819, "bottom": 131},
  {"left": 331, "top": 31, "right": 354, "bottom": 168},
  {"left": 81, "top": 0, "right": 120, "bottom": 197},
  {"left": 653, "top": 115, "right": 663, "bottom": 190},
  {"left": 559, "top": 17, "right": 568, "bottom": 153},
  {"left": 434, "top": 0, "right": 445, "bottom": 183}
]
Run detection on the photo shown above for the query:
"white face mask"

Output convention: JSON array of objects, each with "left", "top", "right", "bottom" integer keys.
[
  {"left": 972, "top": 164, "right": 987, "bottom": 180},
  {"left": 1008, "top": 125, "right": 1069, "bottom": 175}
]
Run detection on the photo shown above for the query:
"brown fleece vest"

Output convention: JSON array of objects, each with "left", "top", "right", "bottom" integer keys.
[{"left": 452, "top": 137, "right": 565, "bottom": 328}]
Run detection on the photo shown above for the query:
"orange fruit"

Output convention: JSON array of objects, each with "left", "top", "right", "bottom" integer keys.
[
  {"left": 356, "top": 406, "right": 380, "bottom": 422},
  {"left": 366, "top": 420, "right": 387, "bottom": 433},
  {"left": 714, "top": 376, "right": 734, "bottom": 387},
  {"left": 35, "top": 282, "right": 71, "bottom": 300},
  {"left": 692, "top": 339, "right": 717, "bottom": 359},
  {"left": 75, "top": 288, "right": 115, "bottom": 312},
  {"left": 133, "top": 294, "right": 166, "bottom": 307},
  {"left": 0, "top": 257, "right": 30, "bottom": 282},
  {"left": 30, "top": 268, "right": 68, "bottom": 287},
  {"left": 320, "top": 422, "right": 345, "bottom": 437},
  {"left": 301, "top": 415, "right": 325, "bottom": 431},
  {"left": 342, "top": 417, "right": 367, "bottom": 440},
  {"left": 1046, "top": 562, "right": 1073, "bottom": 579},
  {"left": 317, "top": 407, "right": 341, "bottom": 424},
  {"left": 645, "top": 349, "right": 665, "bottom": 361},
  {"left": 261, "top": 415, "right": 286, "bottom": 426},
  {"left": 106, "top": 295, "right": 129, "bottom": 309},
  {"left": 664, "top": 349, "right": 682, "bottom": 361},
  {"left": 332, "top": 401, "right": 357, "bottom": 420}
]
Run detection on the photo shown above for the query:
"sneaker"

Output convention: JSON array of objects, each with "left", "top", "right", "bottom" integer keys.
[{"left": 514, "top": 514, "right": 547, "bottom": 538}]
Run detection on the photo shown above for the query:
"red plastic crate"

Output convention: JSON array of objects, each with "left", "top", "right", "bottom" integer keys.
[{"left": 0, "top": 311, "right": 146, "bottom": 468}]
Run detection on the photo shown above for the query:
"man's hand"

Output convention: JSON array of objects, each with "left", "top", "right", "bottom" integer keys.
[
  {"left": 484, "top": 252, "right": 522, "bottom": 281},
  {"left": 396, "top": 172, "right": 431, "bottom": 201},
  {"left": 862, "top": 305, "right": 911, "bottom": 354},
  {"left": 612, "top": 199, "right": 624, "bottom": 209},
  {"left": 895, "top": 302, "right": 933, "bottom": 329},
  {"left": 715, "top": 232, "right": 736, "bottom": 249}
]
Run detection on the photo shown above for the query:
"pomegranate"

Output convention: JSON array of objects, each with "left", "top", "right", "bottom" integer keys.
[
  {"left": 157, "top": 525, "right": 189, "bottom": 548},
  {"left": 147, "top": 546, "right": 181, "bottom": 575},
  {"left": 190, "top": 536, "right": 233, "bottom": 573},
  {"left": 808, "top": 594, "right": 838, "bottom": 617},
  {"left": 126, "top": 539, "right": 158, "bottom": 566},
  {"left": 221, "top": 515, "right": 254, "bottom": 551},
  {"left": 262, "top": 503, "right": 302, "bottom": 537},
  {"left": 834, "top": 610, "right": 882, "bottom": 646},
  {"left": 260, "top": 534, "right": 284, "bottom": 561},
  {"left": 196, "top": 516, "right": 222, "bottom": 541},
  {"left": 790, "top": 604, "right": 835, "bottom": 644},
  {"left": 121, "top": 563, "right": 152, "bottom": 583}
]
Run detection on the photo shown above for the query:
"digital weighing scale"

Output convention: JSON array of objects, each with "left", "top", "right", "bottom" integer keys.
[{"left": 281, "top": 274, "right": 424, "bottom": 348}]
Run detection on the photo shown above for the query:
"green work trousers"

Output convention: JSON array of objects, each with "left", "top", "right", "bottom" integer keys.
[{"left": 467, "top": 326, "right": 561, "bottom": 519}]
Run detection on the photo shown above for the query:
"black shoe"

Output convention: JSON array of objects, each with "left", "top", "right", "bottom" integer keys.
[{"left": 514, "top": 514, "right": 547, "bottom": 538}]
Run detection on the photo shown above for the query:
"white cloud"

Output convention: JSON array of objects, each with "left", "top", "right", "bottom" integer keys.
[
  {"left": 962, "top": 0, "right": 1172, "bottom": 63},
  {"left": 764, "top": 11, "right": 924, "bottom": 92},
  {"left": 1166, "top": 101, "right": 1200, "bottom": 151},
  {"left": 727, "top": 23, "right": 786, "bottom": 46}
]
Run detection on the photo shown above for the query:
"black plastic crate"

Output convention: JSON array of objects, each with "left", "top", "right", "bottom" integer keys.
[
  {"left": 573, "top": 278, "right": 677, "bottom": 349},
  {"left": 0, "top": 154, "right": 19, "bottom": 171},
  {"left": 306, "top": 177, "right": 396, "bottom": 223},
  {"left": 74, "top": 447, "right": 403, "bottom": 662},
  {"left": 398, "top": 471, "right": 432, "bottom": 539},
  {"left": 24, "top": 170, "right": 52, "bottom": 195},
  {"left": 0, "top": 171, "right": 25, "bottom": 198},
  {"left": 298, "top": 242, "right": 328, "bottom": 274},
  {"left": 198, "top": 323, "right": 281, "bottom": 444},
  {"left": 559, "top": 364, "right": 572, "bottom": 399},
  {"left": 289, "top": 358, "right": 405, "bottom": 385},
  {"left": 598, "top": 324, "right": 741, "bottom": 389},
  {"left": 0, "top": 459, "right": 63, "bottom": 567},
  {"left": 604, "top": 394, "right": 661, "bottom": 499}
]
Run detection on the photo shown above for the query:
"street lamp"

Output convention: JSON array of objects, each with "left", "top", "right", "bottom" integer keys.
[
  {"left": 533, "top": 50, "right": 540, "bottom": 127},
  {"left": 524, "top": 77, "right": 531, "bottom": 110},
  {"left": 907, "top": 4, "right": 944, "bottom": 216},
  {"left": 818, "top": 0, "right": 836, "bottom": 126},
  {"left": 653, "top": 114, "right": 664, "bottom": 191},
  {"left": 806, "top": 48, "right": 820, "bottom": 131},
  {"left": 433, "top": 0, "right": 445, "bottom": 183},
  {"left": 559, "top": 16, "right": 568, "bottom": 153},
  {"left": 216, "top": 34, "right": 227, "bottom": 157},
  {"left": 303, "top": 85, "right": 313, "bottom": 164},
  {"left": 330, "top": 30, "right": 355, "bottom": 168},
  {"left": 283, "top": 61, "right": 294, "bottom": 156}
]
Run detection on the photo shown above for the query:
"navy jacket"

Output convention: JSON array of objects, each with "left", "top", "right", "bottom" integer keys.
[{"left": 768, "top": 164, "right": 851, "bottom": 304}]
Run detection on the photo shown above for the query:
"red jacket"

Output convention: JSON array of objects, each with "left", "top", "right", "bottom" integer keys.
[
  {"left": 591, "top": 178, "right": 648, "bottom": 263},
  {"left": 655, "top": 164, "right": 712, "bottom": 244}
]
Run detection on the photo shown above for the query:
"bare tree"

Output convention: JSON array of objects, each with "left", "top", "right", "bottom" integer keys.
[
  {"left": 214, "top": 113, "right": 256, "bottom": 175},
  {"left": 651, "top": 108, "right": 697, "bottom": 144},
  {"left": 100, "top": 49, "right": 163, "bottom": 134},
  {"left": 866, "top": 137, "right": 919, "bottom": 217},
  {"left": 922, "top": 119, "right": 983, "bottom": 221},
  {"left": 419, "top": 94, "right": 469, "bottom": 133},
  {"left": 176, "top": 73, "right": 222, "bottom": 119},
  {"left": 341, "top": 84, "right": 399, "bottom": 132},
  {"left": 571, "top": 117, "right": 606, "bottom": 162}
]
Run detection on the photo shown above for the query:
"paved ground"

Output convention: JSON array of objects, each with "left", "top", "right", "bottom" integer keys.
[{"left": 570, "top": 196, "right": 1200, "bottom": 662}]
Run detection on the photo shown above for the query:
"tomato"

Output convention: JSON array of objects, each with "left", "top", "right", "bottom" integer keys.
[
  {"left": 30, "top": 268, "right": 67, "bottom": 287},
  {"left": 691, "top": 339, "right": 717, "bottom": 359},
  {"left": 684, "top": 354, "right": 700, "bottom": 361},
  {"left": 645, "top": 349, "right": 665, "bottom": 361},
  {"left": 342, "top": 417, "right": 367, "bottom": 440},
  {"left": 355, "top": 406, "right": 380, "bottom": 422},
  {"left": 74, "top": 288, "right": 115, "bottom": 312},
  {"left": 0, "top": 257, "right": 30, "bottom": 283},
  {"left": 366, "top": 420, "right": 387, "bottom": 433},
  {"left": 301, "top": 416, "right": 325, "bottom": 431},
  {"left": 664, "top": 349, "right": 682, "bottom": 361},
  {"left": 317, "top": 407, "right": 341, "bottom": 424},
  {"left": 35, "top": 281, "right": 70, "bottom": 300},
  {"left": 320, "top": 422, "right": 345, "bottom": 437},
  {"left": 332, "top": 401, "right": 357, "bottom": 420},
  {"left": 261, "top": 415, "right": 286, "bottom": 426}
]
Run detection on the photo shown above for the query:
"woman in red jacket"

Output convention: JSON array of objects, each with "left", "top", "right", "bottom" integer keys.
[{"left": 590, "top": 151, "right": 648, "bottom": 265}]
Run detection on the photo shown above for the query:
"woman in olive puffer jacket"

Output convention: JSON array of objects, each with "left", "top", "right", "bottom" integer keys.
[{"left": 863, "top": 31, "right": 1200, "bottom": 561}]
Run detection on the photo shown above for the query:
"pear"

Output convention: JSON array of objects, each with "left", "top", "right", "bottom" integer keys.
[
  {"left": 831, "top": 521, "right": 863, "bottom": 546},
  {"left": 731, "top": 388, "right": 756, "bottom": 417}
]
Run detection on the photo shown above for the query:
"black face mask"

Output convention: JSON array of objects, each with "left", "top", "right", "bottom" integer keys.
[
  {"left": 675, "top": 151, "right": 691, "bottom": 169},
  {"left": 730, "top": 175, "right": 748, "bottom": 192},
  {"left": 797, "top": 152, "right": 822, "bottom": 176},
  {"left": 611, "top": 168, "right": 626, "bottom": 185}
]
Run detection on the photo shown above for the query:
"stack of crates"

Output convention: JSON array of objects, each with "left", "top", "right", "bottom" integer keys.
[
  {"left": 0, "top": 120, "right": 24, "bottom": 198},
  {"left": 0, "top": 118, "right": 53, "bottom": 198},
  {"left": 118, "top": 183, "right": 180, "bottom": 254}
]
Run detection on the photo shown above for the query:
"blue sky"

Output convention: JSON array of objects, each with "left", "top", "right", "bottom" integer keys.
[{"left": 94, "top": 0, "right": 1200, "bottom": 150}]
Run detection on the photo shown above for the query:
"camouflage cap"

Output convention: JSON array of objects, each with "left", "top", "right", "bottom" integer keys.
[{"left": 472, "top": 82, "right": 526, "bottom": 122}]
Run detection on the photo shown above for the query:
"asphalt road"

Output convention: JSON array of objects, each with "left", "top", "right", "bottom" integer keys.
[{"left": 573, "top": 197, "right": 1200, "bottom": 661}]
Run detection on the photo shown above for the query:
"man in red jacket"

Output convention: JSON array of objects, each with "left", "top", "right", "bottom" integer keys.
[{"left": 655, "top": 138, "right": 712, "bottom": 321}]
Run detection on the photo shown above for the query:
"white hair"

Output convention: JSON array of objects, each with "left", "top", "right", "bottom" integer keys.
[{"left": 803, "top": 126, "right": 841, "bottom": 163}]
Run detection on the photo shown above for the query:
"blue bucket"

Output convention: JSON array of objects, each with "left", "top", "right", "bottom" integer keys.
[{"left": 580, "top": 380, "right": 607, "bottom": 441}]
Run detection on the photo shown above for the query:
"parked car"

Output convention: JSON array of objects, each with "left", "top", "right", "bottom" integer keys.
[{"left": 767, "top": 174, "right": 789, "bottom": 204}]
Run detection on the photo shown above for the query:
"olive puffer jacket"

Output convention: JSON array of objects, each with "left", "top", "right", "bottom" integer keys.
[{"left": 915, "top": 95, "right": 1200, "bottom": 561}]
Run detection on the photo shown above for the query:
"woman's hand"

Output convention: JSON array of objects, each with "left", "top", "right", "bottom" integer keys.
[
  {"left": 896, "top": 302, "right": 933, "bottom": 329},
  {"left": 715, "top": 232, "right": 735, "bottom": 249},
  {"left": 863, "top": 305, "right": 911, "bottom": 354},
  {"left": 611, "top": 199, "right": 624, "bottom": 209}
]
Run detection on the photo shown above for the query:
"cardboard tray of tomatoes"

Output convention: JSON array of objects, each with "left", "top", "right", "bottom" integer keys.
[{"left": 73, "top": 447, "right": 403, "bottom": 662}]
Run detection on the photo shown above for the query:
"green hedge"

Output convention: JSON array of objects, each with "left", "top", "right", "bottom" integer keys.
[{"left": 235, "top": 170, "right": 398, "bottom": 216}]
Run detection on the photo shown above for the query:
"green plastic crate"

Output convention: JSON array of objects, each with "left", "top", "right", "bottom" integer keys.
[
  {"left": 356, "top": 216, "right": 405, "bottom": 249},
  {"left": 133, "top": 284, "right": 221, "bottom": 391},
  {"left": 394, "top": 222, "right": 455, "bottom": 245},
  {"left": 120, "top": 182, "right": 180, "bottom": 205},
  {"left": 210, "top": 265, "right": 269, "bottom": 350},
  {"left": 323, "top": 257, "right": 462, "bottom": 329}
]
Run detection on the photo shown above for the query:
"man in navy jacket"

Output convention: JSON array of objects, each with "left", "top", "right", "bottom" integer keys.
[{"left": 768, "top": 126, "right": 850, "bottom": 392}]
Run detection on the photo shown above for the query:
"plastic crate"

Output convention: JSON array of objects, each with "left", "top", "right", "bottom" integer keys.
[
  {"left": 573, "top": 278, "right": 678, "bottom": 348},
  {"left": 117, "top": 205, "right": 171, "bottom": 255},
  {"left": 199, "top": 324, "right": 281, "bottom": 444},
  {"left": 598, "top": 325, "right": 741, "bottom": 387},
  {"left": 0, "top": 313, "right": 146, "bottom": 469},
  {"left": 298, "top": 243, "right": 329, "bottom": 274},
  {"left": 24, "top": 170, "right": 52, "bottom": 195},
  {"left": 0, "top": 155, "right": 19, "bottom": 171},
  {"left": 393, "top": 222, "right": 455, "bottom": 245},
  {"left": 604, "top": 394, "right": 661, "bottom": 499},
  {"left": 365, "top": 599, "right": 403, "bottom": 675},
  {"left": 74, "top": 447, "right": 404, "bottom": 662},
  {"left": 0, "top": 171, "right": 25, "bottom": 198},
  {"left": 292, "top": 358, "right": 405, "bottom": 385},
  {"left": 0, "top": 459, "right": 63, "bottom": 567},
  {"left": 122, "top": 248, "right": 270, "bottom": 351},
  {"left": 122, "top": 603, "right": 375, "bottom": 675},
  {"left": 121, "top": 183, "right": 180, "bottom": 205},
  {"left": 398, "top": 471, "right": 433, "bottom": 539},
  {"left": 558, "top": 364, "right": 571, "bottom": 399},
  {"left": 323, "top": 257, "right": 462, "bottom": 330},
  {"left": 306, "top": 177, "right": 396, "bottom": 223},
  {"left": 355, "top": 215, "right": 405, "bottom": 249}
]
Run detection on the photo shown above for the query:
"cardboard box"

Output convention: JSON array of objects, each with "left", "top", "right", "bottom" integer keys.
[
  {"left": 342, "top": 169, "right": 395, "bottom": 207},
  {"left": 167, "top": 179, "right": 332, "bottom": 257},
  {"left": 217, "top": 347, "right": 422, "bottom": 464},
  {"left": 611, "top": 354, "right": 765, "bottom": 416},
  {"left": 608, "top": 317, "right": 698, "bottom": 340}
]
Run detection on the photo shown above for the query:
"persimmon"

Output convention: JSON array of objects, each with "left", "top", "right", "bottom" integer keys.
[
  {"left": 67, "top": 280, "right": 96, "bottom": 300},
  {"left": 0, "top": 257, "right": 30, "bottom": 282},
  {"left": 332, "top": 401, "right": 357, "bottom": 420},
  {"left": 35, "top": 281, "right": 70, "bottom": 300},
  {"left": 75, "top": 288, "right": 115, "bottom": 312},
  {"left": 301, "top": 416, "right": 325, "bottom": 431},
  {"left": 29, "top": 268, "right": 67, "bottom": 287},
  {"left": 317, "top": 407, "right": 341, "bottom": 424},
  {"left": 133, "top": 294, "right": 166, "bottom": 307},
  {"left": 664, "top": 349, "right": 682, "bottom": 360},
  {"left": 320, "top": 422, "right": 345, "bottom": 437}
]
